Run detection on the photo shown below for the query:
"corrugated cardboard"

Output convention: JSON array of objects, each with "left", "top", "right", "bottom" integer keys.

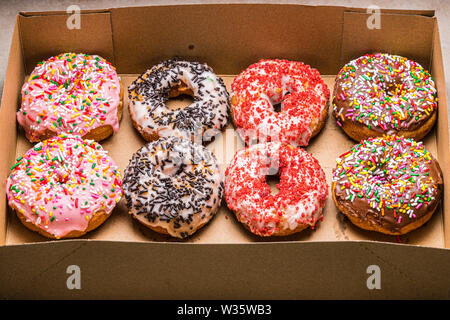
[{"left": 0, "top": 4, "right": 449, "bottom": 299}]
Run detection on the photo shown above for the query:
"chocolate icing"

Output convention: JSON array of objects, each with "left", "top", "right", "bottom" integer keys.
[
  {"left": 332, "top": 136, "right": 443, "bottom": 234},
  {"left": 333, "top": 53, "right": 437, "bottom": 134}
]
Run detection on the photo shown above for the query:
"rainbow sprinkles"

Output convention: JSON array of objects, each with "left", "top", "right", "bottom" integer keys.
[
  {"left": 18, "top": 52, "right": 122, "bottom": 142},
  {"left": 333, "top": 53, "right": 437, "bottom": 135},
  {"left": 6, "top": 134, "right": 123, "bottom": 239},
  {"left": 332, "top": 135, "right": 443, "bottom": 234}
]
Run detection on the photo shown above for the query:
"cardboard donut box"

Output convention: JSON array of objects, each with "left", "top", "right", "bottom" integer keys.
[{"left": 0, "top": 3, "right": 449, "bottom": 299}]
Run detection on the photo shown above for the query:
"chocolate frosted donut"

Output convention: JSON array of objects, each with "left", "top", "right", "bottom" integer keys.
[
  {"left": 123, "top": 136, "right": 224, "bottom": 238},
  {"left": 332, "top": 135, "right": 443, "bottom": 235},
  {"left": 333, "top": 53, "right": 438, "bottom": 141},
  {"left": 128, "top": 60, "right": 229, "bottom": 143}
]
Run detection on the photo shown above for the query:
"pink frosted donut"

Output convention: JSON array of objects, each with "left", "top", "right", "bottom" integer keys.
[
  {"left": 6, "top": 134, "right": 123, "bottom": 239},
  {"left": 230, "top": 59, "right": 329, "bottom": 147},
  {"left": 18, "top": 53, "right": 123, "bottom": 142},
  {"left": 224, "top": 142, "right": 328, "bottom": 236}
]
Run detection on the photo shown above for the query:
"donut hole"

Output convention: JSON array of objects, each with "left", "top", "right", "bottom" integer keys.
[
  {"left": 383, "top": 81, "right": 402, "bottom": 97},
  {"left": 366, "top": 160, "right": 389, "bottom": 182},
  {"left": 166, "top": 94, "right": 194, "bottom": 111},
  {"left": 266, "top": 172, "right": 281, "bottom": 195},
  {"left": 272, "top": 102, "right": 282, "bottom": 113},
  {"left": 56, "top": 170, "right": 70, "bottom": 184},
  {"left": 269, "top": 90, "right": 292, "bottom": 113},
  {"left": 53, "top": 165, "right": 72, "bottom": 184},
  {"left": 269, "top": 95, "right": 283, "bottom": 113},
  {"left": 167, "top": 82, "right": 195, "bottom": 110}
]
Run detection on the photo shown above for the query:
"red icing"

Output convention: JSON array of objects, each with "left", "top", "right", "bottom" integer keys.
[
  {"left": 224, "top": 142, "right": 328, "bottom": 236},
  {"left": 231, "top": 59, "right": 329, "bottom": 147}
]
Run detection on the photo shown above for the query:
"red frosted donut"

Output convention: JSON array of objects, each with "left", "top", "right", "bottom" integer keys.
[
  {"left": 224, "top": 142, "right": 328, "bottom": 236},
  {"left": 230, "top": 59, "right": 329, "bottom": 147}
]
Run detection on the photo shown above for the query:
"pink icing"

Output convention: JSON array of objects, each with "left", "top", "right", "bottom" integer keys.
[
  {"left": 6, "top": 134, "right": 123, "bottom": 238},
  {"left": 18, "top": 53, "right": 121, "bottom": 142}
]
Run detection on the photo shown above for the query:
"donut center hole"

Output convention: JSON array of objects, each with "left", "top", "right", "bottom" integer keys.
[
  {"left": 266, "top": 172, "right": 281, "bottom": 195},
  {"left": 367, "top": 159, "right": 388, "bottom": 180},
  {"left": 55, "top": 167, "right": 70, "bottom": 184},
  {"left": 167, "top": 82, "right": 195, "bottom": 110},
  {"left": 270, "top": 90, "right": 291, "bottom": 113},
  {"left": 384, "top": 82, "right": 402, "bottom": 96},
  {"left": 272, "top": 102, "right": 282, "bottom": 113}
]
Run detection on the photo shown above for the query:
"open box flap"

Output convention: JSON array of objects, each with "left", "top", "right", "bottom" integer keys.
[
  {"left": 0, "top": 239, "right": 449, "bottom": 299},
  {"left": 430, "top": 20, "right": 450, "bottom": 248},
  {"left": 18, "top": 11, "right": 115, "bottom": 74},
  {"left": 341, "top": 11, "right": 434, "bottom": 70},
  {"left": 110, "top": 4, "right": 345, "bottom": 75}
]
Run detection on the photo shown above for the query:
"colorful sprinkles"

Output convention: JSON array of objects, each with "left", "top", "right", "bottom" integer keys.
[
  {"left": 333, "top": 53, "right": 437, "bottom": 133},
  {"left": 18, "top": 53, "right": 121, "bottom": 142},
  {"left": 6, "top": 134, "right": 123, "bottom": 239},
  {"left": 332, "top": 135, "right": 442, "bottom": 233}
]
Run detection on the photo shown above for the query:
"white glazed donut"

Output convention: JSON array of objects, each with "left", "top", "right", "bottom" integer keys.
[
  {"left": 128, "top": 60, "right": 229, "bottom": 143},
  {"left": 224, "top": 142, "right": 328, "bottom": 236},
  {"left": 122, "top": 136, "right": 224, "bottom": 238}
]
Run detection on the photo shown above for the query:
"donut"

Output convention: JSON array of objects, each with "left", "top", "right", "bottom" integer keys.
[
  {"left": 332, "top": 135, "right": 443, "bottom": 235},
  {"left": 122, "top": 136, "right": 224, "bottom": 238},
  {"left": 230, "top": 59, "right": 329, "bottom": 147},
  {"left": 333, "top": 53, "right": 438, "bottom": 141},
  {"left": 128, "top": 60, "right": 229, "bottom": 143},
  {"left": 224, "top": 142, "right": 328, "bottom": 236},
  {"left": 6, "top": 134, "right": 123, "bottom": 239},
  {"left": 18, "top": 52, "right": 123, "bottom": 142}
]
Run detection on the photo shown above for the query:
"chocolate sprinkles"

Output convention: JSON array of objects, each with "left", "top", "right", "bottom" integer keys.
[
  {"left": 128, "top": 60, "right": 230, "bottom": 143},
  {"left": 123, "top": 136, "right": 224, "bottom": 238}
]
